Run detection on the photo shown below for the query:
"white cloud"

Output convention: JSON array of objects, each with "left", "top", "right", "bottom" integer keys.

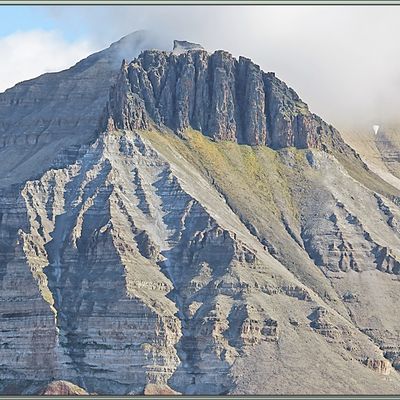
[{"left": 0, "top": 29, "right": 95, "bottom": 92}]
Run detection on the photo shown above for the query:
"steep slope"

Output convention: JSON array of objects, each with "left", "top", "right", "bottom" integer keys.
[
  {"left": 342, "top": 126, "right": 400, "bottom": 191},
  {"left": 2, "top": 128, "right": 400, "bottom": 394},
  {"left": 142, "top": 128, "right": 400, "bottom": 393},
  {"left": 1, "top": 38, "right": 400, "bottom": 394},
  {"left": 0, "top": 31, "right": 157, "bottom": 188}
]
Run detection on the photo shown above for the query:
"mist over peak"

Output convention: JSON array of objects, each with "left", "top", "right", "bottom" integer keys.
[
  {"left": 3, "top": 5, "right": 400, "bottom": 134},
  {"left": 46, "top": 5, "right": 399, "bottom": 132}
]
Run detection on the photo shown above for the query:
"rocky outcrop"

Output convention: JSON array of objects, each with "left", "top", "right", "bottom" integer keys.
[
  {"left": 263, "top": 74, "right": 337, "bottom": 149},
  {"left": 309, "top": 307, "right": 340, "bottom": 340},
  {"left": 143, "top": 383, "right": 181, "bottom": 395},
  {"left": 107, "top": 47, "right": 341, "bottom": 149},
  {"left": 302, "top": 198, "right": 400, "bottom": 276},
  {"left": 39, "top": 380, "right": 89, "bottom": 395},
  {"left": 364, "top": 358, "right": 391, "bottom": 375},
  {"left": 172, "top": 40, "right": 205, "bottom": 55}
]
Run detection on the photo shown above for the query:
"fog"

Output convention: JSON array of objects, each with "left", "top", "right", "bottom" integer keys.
[{"left": 7, "top": 6, "right": 400, "bottom": 132}]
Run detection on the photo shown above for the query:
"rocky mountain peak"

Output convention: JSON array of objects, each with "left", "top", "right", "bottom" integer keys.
[
  {"left": 0, "top": 30, "right": 160, "bottom": 187},
  {"left": 107, "top": 45, "right": 342, "bottom": 150},
  {"left": 172, "top": 39, "right": 205, "bottom": 54}
]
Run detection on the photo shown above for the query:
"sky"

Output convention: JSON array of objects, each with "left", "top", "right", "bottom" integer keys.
[{"left": 0, "top": 5, "right": 399, "bottom": 132}]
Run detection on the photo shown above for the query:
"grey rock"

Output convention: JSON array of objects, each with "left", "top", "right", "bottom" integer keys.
[
  {"left": 107, "top": 46, "right": 343, "bottom": 149},
  {"left": 173, "top": 40, "right": 205, "bottom": 55}
]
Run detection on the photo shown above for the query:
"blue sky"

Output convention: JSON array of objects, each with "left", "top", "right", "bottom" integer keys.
[
  {"left": 0, "top": 6, "right": 91, "bottom": 42},
  {"left": 0, "top": 7, "right": 50, "bottom": 36},
  {"left": 0, "top": 6, "right": 100, "bottom": 93}
]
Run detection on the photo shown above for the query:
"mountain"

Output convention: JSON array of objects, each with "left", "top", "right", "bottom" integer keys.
[
  {"left": 0, "top": 30, "right": 156, "bottom": 188},
  {"left": 342, "top": 125, "right": 400, "bottom": 191},
  {"left": 1, "top": 33, "right": 400, "bottom": 395}
]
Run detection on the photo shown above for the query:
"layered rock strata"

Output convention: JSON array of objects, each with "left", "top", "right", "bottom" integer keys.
[{"left": 1, "top": 35, "right": 400, "bottom": 395}]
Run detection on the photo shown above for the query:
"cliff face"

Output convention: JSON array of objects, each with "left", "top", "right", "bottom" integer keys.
[
  {"left": 107, "top": 48, "right": 339, "bottom": 149},
  {"left": 2, "top": 35, "right": 400, "bottom": 395}
]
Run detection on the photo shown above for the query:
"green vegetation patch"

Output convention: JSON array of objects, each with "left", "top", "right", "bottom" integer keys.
[{"left": 141, "top": 128, "right": 302, "bottom": 227}]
